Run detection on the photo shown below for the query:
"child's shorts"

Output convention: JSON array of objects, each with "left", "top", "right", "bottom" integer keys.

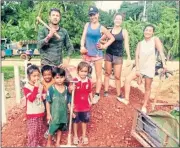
[
  {"left": 73, "top": 111, "right": 90, "bottom": 123},
  {"left": 49, "top": 123, "right": 68, "bottom": 135}
]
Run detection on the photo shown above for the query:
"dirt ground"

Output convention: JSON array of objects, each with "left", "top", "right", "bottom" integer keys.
[
  {"left": 1, "top": 60, "right": 179, "bottom": 147},
  {"left": 1, "top": 82, "right": 176, "bottom": 147}
]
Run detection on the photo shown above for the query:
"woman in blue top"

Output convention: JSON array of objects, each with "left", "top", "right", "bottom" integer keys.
[{"left": 80, "top": 6, "right": 115, "bottom": 104}]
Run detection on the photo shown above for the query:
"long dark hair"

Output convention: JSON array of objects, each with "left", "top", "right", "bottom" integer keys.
[{"left": 27, "top": 63, "right": 40, "bottom": 77}]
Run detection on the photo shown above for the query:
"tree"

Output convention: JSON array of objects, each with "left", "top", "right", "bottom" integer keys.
[
  {"left": 146, "top": 1, "right": 177, "bottom": 24},
  {"left": 98, "top": 9, "right": 116, "bottom": 27},
  {"left": 155, "top": 7, "right": 179, "bottom": 59},
  {"left": 118, "top": 2, "right": 143, "bottom": 20}
]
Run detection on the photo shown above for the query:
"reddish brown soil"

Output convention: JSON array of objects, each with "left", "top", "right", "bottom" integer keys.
[{"left": 1, "top": 85, "right": 173, "bottom": 147}]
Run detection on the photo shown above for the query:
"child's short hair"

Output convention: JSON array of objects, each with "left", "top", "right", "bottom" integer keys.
[
  {"left": 52, "top": 67, "right": 66, "bottom": 78},
  {"left": 77, "top": 61, "right": 90, "bottom": 72},
  {"left": 27, "top": 63, "right": 40, "bottom": 77},
  {"left": 41, "top": 65, "right": 53, "bottom": 75}
]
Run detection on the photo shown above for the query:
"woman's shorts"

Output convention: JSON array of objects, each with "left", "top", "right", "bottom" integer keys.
[
  {"left": 83, "top": 55, "right": 103, "bottom": 63},
  {"left": 104, "top": 53, "right": 123, "bottom": 65},
  {"left": 141, "top": 74, "right": 153, "bottom": 79}
]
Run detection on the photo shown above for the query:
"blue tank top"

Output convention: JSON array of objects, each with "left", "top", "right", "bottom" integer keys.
[{"left": 85, "top": 23, "right": 103, "bottom": 57}]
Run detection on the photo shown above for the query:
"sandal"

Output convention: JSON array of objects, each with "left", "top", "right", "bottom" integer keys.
[
  {"left": 73, "top": 137, "right": 79, "bottom": 145},
  {"left": 117, "top": 96, "right": 129, "bottom": 105},
  {"left": 82, "top": 136, "right": 89, "bottom": 145}
]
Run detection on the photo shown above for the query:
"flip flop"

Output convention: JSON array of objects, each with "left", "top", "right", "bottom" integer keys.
[
  {"left": 116, "top": 97, "right": 129, "bottom": 105},
  {"left": 82, "top": 136, "right": 89, "bottom": 145},
  {"left": 73, "top": 137, "right": 79, "bottom": 145}
]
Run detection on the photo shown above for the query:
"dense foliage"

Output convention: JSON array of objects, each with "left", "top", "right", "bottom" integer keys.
[{"left": 1, "top": 0, "right": 179, "bottom": 59}]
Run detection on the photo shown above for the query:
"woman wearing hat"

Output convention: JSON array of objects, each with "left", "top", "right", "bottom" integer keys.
[{"left": 80, "top": 6, "right": 115, "bottom": 104}]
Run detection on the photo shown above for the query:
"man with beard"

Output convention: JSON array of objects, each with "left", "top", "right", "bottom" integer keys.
[{"left": 38, "top": 8, "right": 74, "bottom": 68}]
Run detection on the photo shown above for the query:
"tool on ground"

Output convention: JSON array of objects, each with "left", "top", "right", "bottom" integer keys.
[{"left": 60, "top": 81, "right": 78, "bottom": 147}]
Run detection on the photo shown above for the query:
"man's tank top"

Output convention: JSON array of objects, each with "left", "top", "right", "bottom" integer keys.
[
  {"left": 106, "top": 29, "right": 124, "bottom": 57},
  {"left": 139, "top": 37, "right": 156, "bottom": 78},
  {"left": 85, "top": 23, "right": 103, "bottom": 57}
]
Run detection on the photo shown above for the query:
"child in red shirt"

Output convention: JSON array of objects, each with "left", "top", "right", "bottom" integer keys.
[
  {"left": 70, "top": 61, "right": 93, "bottom": 145},
  {"left": 23, "top": 64, "right": 45, "bottom": 147}
]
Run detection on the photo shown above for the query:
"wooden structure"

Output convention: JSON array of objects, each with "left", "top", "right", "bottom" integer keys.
[{"left": 131, "top": 109, "right": 179, "bottom": 147}]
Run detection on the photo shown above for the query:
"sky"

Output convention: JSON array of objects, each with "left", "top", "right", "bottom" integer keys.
[{"left": 95, "top": 1, "right": 139, "bottom": 11}]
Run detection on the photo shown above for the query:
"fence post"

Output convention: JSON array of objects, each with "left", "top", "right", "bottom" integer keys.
[
  {"left": 24, "top": 59, "right": 28, "bottom": 81},
  {"left": 1, "top": 73, "right": 7, "bottom": 125},
  {"left": 14, "top": 65, "right": 21, "bottom": 104}
]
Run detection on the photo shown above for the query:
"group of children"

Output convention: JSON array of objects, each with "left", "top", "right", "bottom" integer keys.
[{"left": 23, "top": 61, "right": 92, "bottom": 147}]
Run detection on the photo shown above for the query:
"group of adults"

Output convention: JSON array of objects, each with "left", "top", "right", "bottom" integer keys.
[{"left": 38, "top": 6, "right": 167, "bottom": 113}]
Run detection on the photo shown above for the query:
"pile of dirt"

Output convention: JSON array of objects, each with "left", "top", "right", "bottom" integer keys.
[
  {"left": 2, "top": 84, "right": 174, "bottom": 147},
  {"left": 157, "top": 70, "right": 179, "bottom": 102}
]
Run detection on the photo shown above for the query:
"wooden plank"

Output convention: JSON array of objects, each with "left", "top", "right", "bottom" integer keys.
[
  {"left": 1, "top": 73, "right": 7, "bottom": 125},
  {"left": 131, "top": 130, "right": 151, "bottom": 147},
  {"left": 131, "top": 109, "right": 138, "bottom": 131},
  {"left": 14, "top": 65, "right": 21, "bottom": 104},
  {"left": 152, "top": 78, "right": 164, "bottom": 111},
  {"left": 163, "top": 135, "right": 169, "bottom": 147},
  {"left": 153, "top": 103, "right": 177, "bottom": 106},
  {"left": 24, "top": 59, "right": 28, "bottom": 81},
  {"left": 139, "top": 131, "right": 156, "bottom": 147}
]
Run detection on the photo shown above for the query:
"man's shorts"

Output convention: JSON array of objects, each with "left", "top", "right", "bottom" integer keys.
[
  {"left": 83, "top": 55, "right": 103, "bottom": 63},
  {"left": 49, "top": 123, "right": 68, "bottom": 135},
  {"left": 73, "top": 111, "right": 90, "bottom": 123},
  {"left": 104, "top": 53, "right": 123, "bottom": 65}
]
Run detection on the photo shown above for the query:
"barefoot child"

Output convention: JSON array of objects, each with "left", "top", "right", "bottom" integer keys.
[
  {"left": 46, "top": 67, "right": 71, "bottom": 147},
  {"left": 70, "top": 61, "right": 93, "bottom": 145},
  {"left": 23, "top": 64, "right": 45, "bottom": 147},
  {"left": 41, "top": 65, "right": 54, "bottom": 138},
  {"left": 41, "top": 65, "right": 54, "bottom": 93}
]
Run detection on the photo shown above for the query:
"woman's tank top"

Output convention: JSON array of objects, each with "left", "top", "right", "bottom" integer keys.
[
  {"left": 139, "top": 37, "right": 156, "bottom": 78},
  {"left": 106, "top": 29, "right": 124, "bottom": 57},
  {"left": 85, "top": 23, "right": 103, "bottom": 57}
]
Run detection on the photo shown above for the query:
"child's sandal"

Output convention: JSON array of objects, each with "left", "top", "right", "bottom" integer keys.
[
  {"left": 73, "top": 137, "right": 79, "bottom": 145},
  {"left": 82, "top": 137, "right": 88, "bottom": 145}
]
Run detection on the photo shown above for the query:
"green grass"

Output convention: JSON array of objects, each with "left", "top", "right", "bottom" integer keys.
[
  {"left": 1, "top": 66, "right": 25, "bottom": 80},
  {"left": 4, "top": 55, "right": 41, "bottom": 59},
  {"left": 174, "top": 56, "right": 180, "bottom": 61},
  {"left": 4, "top": 51, "right": 81, "bottom": 60}
]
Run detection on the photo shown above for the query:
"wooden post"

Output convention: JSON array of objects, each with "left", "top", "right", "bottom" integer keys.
[
  {"left": 24, "top": 59, "right": 28, "bottom": 82},
  {"left": 1, "top": 73, "right": 7, "bottom": 125},
  {"left": 14, "top": 65, "right": 21, "bottom": 104}
]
